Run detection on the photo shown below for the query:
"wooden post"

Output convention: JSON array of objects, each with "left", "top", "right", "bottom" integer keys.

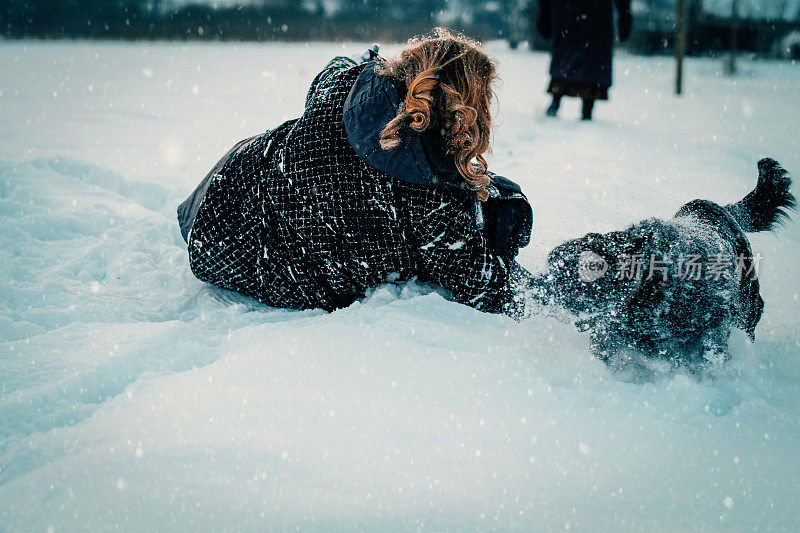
[
  {"left": 675, "top": 0, "right": 687, "bottom": 95},
  {"left": 727, "top": 0, "right": 739, "bottom": 75}
]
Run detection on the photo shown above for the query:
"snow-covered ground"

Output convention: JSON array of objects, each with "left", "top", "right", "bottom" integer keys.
[{"left": 1, "top": 40, "right": 799, "bottom": 530}]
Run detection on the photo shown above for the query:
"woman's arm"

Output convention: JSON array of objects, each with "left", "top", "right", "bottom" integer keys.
[
  {"left": 615, "top": 0, "right": 632, "bottom": 41},
  {"left": 537, "top": 0, "right": 552, "bottom": 40},
  {"left": 401, "top": 184, "right": 525, "bottom": 315}
]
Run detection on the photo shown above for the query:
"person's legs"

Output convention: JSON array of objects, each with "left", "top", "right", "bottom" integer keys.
[
  {"left": 581, "top": 98, "right": 595, "bottom": 120},
  {"left": 546, "top": 94, "right": 562, "bottom": 117}
]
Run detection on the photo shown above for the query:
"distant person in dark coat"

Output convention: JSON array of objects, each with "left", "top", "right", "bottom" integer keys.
[
  {"left": 537, "top": 0, "right": 632, "bottom": 120},
  {"left": 177, "top": 29, "right": 533, "bottom": 316}
]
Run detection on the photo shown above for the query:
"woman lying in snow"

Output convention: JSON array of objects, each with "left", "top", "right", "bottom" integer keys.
[
  {"left": 178, "top": 28, "right": 534, "bottom": 316},
  {"left": 177, "top": 28, "right": 790, "bottom": 366}
]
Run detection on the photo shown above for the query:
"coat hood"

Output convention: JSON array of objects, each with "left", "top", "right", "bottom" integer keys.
[{"left": 342, "top": 61, "right": 466, "bottom": 190}]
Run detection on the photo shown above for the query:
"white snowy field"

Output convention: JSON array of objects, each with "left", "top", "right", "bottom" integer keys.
[{"left": 1, "top": 39, "right": 799, "bottom": 531}]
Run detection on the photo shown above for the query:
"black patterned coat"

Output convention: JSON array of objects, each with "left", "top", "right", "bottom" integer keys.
[{"left": 179, "top": 56, "right": 533, "bottom": 314}]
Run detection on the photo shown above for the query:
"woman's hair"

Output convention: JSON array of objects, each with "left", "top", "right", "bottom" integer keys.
[{"left": 378, "top": 28, "right": 497, "bottom": 201}]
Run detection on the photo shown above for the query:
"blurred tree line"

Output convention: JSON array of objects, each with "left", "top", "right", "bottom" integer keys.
[
  {"left": 3, "top": 0, "right": 798, "bottom": 58},
  {"left": 0, "top": 0, "right": 517, "bottom": 42}
]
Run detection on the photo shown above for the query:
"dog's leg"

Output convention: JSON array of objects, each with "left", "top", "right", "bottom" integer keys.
[
  {"left": 589, "top": 324, "right": 623, "bottom": 362},
  {"left": 700, "top": 324, "right": 731, "bottom": 368}
]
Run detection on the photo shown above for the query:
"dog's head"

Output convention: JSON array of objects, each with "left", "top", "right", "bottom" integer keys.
[{"left": 545, "top": 230, "right": 644, "bottom": 316}]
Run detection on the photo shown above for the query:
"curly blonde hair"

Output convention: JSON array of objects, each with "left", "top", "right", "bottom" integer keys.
[{"left": 378, "top": 28, "right": 497, "bottom": 201}]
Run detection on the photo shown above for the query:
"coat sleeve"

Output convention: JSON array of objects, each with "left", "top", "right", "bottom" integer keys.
[
  {"left": 537, "top": 0, "right": 552, "bottom": 40},
  {"left": 401, "top": 185, "right": 520, "bottom": 315}
]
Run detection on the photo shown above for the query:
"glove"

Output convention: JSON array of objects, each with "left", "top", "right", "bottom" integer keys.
[{"left": 618, "top": 11, "right": 632, "bottom": 41}]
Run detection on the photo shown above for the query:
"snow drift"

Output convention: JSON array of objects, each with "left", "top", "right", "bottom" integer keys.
[{"left": 1, "top": 41, "right": 799, "bottom": 530}]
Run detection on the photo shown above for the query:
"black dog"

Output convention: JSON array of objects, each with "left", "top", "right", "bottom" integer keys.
[{"left": 526, "top": 158, "right": 795, "bottom": 367}]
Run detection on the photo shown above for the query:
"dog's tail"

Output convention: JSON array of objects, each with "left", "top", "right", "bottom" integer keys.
[{"left": 725, "top": 158, "right": 796, "bottom": 232}]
